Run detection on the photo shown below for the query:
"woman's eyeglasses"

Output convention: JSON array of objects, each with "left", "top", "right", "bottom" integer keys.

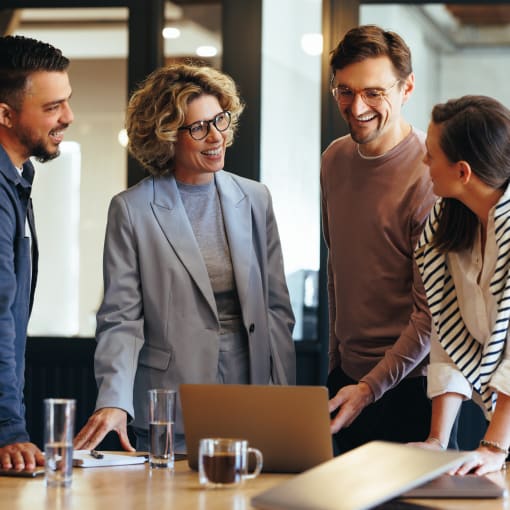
[{"left": 178, "top": 111, "right": 231, "bottom": 141}]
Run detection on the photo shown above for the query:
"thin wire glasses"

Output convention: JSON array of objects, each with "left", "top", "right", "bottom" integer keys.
[
  {"left": 178, "top": 111, "right": 231, "bottom": 141},
  {"left": 331, "top": 79, "right": 401, "bottom": 108}
]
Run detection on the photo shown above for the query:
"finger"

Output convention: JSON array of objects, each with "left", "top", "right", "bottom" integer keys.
[
  {"left": 73, "top": 424, "right": 94, "bottom": 449},
  {"left": 74, "top": 432, "right": 96, "bottom": 450},
  {"left": 21, "top": 449, "right": 36, "bottom": 470},
  {"left": 0, "top": 452, "right": 13, "bottom": 470},
  {"left": 84, "top": 428, "right": 109, "bottom": 451},
  {"left": 330, "top": 408, "right": 350, "bottom": 434},
  {"left": 11, "top": 450, "right": 27, "bottom": 471},
  {"left": 117, "top": 429, "right": 135, "bottom": 452},
  {"left": 328, "top": 393, "right": 345, "bottom": 413},
  {"left": 75, "top": 424, "right": 105, "bottom": 450},
  {"left": 456, "top": 458, "right": 481, "bottom": 476},
  {"left": 35, "top": 449, "right": 45, "bottom": 466}
]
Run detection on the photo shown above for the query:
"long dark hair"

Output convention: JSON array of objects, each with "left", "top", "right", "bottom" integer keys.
[{"left": 431, "top": 95, "right": 510, "bottom": 253}]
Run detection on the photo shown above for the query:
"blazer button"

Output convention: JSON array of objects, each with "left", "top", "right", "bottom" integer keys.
[{"left": 249, "top": 324, "right": 255, "bottom": 333}]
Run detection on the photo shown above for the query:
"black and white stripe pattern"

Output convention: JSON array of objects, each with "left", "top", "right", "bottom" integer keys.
[{"left": 415, "top": 197, "right": 510, "bottom": 417}]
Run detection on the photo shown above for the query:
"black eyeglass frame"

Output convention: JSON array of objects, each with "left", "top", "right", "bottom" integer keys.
[{"left": 178, "top": 110, "right": 232, "bottom": 141}]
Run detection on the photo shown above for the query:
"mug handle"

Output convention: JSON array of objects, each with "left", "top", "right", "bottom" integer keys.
[{"left": 244, "top": 447, "right": 263, "bottom": 480}]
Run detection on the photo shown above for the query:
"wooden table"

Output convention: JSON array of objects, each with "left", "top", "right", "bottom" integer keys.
[
  {"left": 0, "top": 458, "right": 291, "bottom": 510},
  {"left": 0, "top": 458, "right": 508, "bottom": 509}
]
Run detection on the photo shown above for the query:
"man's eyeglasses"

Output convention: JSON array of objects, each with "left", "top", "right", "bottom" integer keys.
[
  {"left": 331, "top": 79, "right": 401, "bottom": 108},
  {"left": 178, "top": 111, "right": 231, "bottom": 141}
]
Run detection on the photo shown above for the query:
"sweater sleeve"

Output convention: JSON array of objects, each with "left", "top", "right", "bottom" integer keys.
[{"left": 360, "top": 177, "right": 435, "bottom": 401}]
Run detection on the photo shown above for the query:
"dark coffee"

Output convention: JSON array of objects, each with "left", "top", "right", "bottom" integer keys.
[{"left": 202, "top": 452, "right": 243, "bottom": 484}]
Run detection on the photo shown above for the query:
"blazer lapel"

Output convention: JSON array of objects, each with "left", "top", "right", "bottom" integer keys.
[
  {"left": 215, "top": 171, "right": 252, "bottom": 310},
  {"left": 150, "top": 175, "right": 218, "bottom": 319}
]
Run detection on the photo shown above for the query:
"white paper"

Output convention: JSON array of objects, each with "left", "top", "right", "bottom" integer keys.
[{"left": 72, "top": 450, "right": 147, "bottom": 468}]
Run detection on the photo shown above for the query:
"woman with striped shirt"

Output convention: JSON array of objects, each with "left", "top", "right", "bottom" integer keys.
[{"left": 414, "top": 95, "right": 510, "bottom": 475}]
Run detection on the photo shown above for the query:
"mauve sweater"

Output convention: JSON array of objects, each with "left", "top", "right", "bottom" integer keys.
[{"left": 320, "top": 128, "right": 435, "bottom": 401}]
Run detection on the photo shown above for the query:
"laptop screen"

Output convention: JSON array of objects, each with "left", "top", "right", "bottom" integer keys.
[{"left": 180, "top": 383, "right": 333, "bottom": 473}]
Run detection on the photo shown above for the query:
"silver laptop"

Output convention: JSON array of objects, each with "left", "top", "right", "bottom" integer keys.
[
  {"left": 251, "top": 441, "right": 474, "bottom": 510},
  {"left": 401, "top": 473, "right": 506, "bottom": 499},
  {"left": 180, "top": 383, "right": 333, "bottom": 473}
]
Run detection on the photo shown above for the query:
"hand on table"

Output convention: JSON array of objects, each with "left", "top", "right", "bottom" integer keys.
[
  {"left": 73, "top": 407, "right": 135, "bottom": 452},
  {"left": 329, "top": 382, "right": 374, "bottom": 434},
  {"left": 0, "top": 442, "right": 44, "bottom": 470},
  {"left": 452, "top": 447, "right": 507, "bottom": 476},
  {"left": 407, "top": 439, "right": 445, "bottom": 451},
  {"left": 409, "top": 440, "right": 507, "bottom": 475}
]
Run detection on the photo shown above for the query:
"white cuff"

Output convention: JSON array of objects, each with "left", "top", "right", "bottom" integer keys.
[{"left": 427, "top": 362, "right": 472, "bottom": 400}]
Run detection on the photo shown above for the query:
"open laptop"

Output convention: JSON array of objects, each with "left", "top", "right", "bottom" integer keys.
[
  {"left": 180, "top": 383, "right": 333, "bottom": 473},
  {"left": 250, "top": 441, "right": 475, "bottom": 510}
]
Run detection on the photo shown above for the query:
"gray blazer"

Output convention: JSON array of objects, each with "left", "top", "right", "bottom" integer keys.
[{"left": 94, "top": 170, "right": 296, "bottom": 433}]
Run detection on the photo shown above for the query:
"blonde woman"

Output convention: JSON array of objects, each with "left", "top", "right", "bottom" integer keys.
[{"left": 75, "top": 63, "right": 295, "bottom": 453}]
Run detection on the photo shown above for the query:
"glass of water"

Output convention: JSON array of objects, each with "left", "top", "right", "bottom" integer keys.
[
  {"left": 148, "top": 389, "right": 176, "bottom": 469},
  {"left": 44, "top": 398, "right": 76, "bottom": 487}
]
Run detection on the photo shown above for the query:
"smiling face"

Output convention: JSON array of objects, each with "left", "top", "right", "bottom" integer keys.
[
  {"left": 424, "top": 121, "right": 462, "bottom": 198},
  {"left": 5, "top": 70, "right": 73, "bottom": 167},
  {"left": 333, "top": 56, "right": 413, "bottom": 156},
  {"left": 173, "top": 94, "right": 228, "bottom": 185}
]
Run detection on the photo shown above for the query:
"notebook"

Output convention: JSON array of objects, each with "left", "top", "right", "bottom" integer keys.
[
  {"left": 72, "top": 450, "right": 147, "bottom": 468},
  {"left": 250, "top": 441, "right": 474, "bottom": 510},
  {"left": 180, "top": 383, "right": 333, "bottom": 473},
  {"left": 401, "top": 473, "right": 507, "bottom": 499}
]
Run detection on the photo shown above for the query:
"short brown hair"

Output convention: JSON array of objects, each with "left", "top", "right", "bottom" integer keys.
[
  {"left": 330, "top": 25, "right": 412, "bottom": 80},
  {"left": 126, "top": 62, "right": 245, "bottom": 176}
]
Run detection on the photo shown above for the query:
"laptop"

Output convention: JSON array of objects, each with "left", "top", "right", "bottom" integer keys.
[
  {"left": 401, "top": 473, "right": 506, "bottom": 499},
  {"left": 250, "top": 441, "right": 474, "bottom": 510},
  {"left": 180, "top": 383, "right": 333, "bottom": 473}
]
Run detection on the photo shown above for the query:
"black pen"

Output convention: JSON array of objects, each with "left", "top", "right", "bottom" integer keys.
[{"left": 90, "top": 449, "right": 104, "bottom": 459}]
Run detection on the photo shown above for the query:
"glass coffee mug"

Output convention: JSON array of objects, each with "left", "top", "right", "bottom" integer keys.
[{"left": 199, "top": 438, "right": 263, "bottom": 487}]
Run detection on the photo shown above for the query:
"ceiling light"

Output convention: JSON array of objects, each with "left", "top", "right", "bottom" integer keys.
[
  {"left": 301, "top": 33, "right": 323, "bottom": 56},
  {"left": 196, "top": 45, "right": 218, "bottom": 57},
  {"left": 163, "top": 27, "right": 181, "bottom": 39}
]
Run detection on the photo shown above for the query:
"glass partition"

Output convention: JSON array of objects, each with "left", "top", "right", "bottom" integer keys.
[{"left": 260, "top": 0, "right": 322, "bottom": 340}]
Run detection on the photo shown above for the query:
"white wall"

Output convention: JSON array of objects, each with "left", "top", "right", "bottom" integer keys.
[
  {"left": 23, "top": 57, "right": 128, "bottom": 337},
  {"left": 361, "top": 5, "right": 510, "bottom": 129},
  {"left": 439, "top": 49, "right": 510, "bottom": 107},
  {"left": 261, "top": 0, "right": 322, "bottom": 339},
  {"left": 360, "top": 5, "right": 441, "bottom": 133},
  {"left": 29, "top": 142, "right": 81, "bottom": 336}
]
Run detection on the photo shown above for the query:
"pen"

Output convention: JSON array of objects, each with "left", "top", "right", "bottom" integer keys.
[{"left": 90, "top": 449, "right": 104, "bottom": 459}]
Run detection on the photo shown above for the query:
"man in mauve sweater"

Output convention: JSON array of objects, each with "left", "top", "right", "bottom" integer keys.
[{"left": 322, "top": 25, "right": 436, "bottom": 454}]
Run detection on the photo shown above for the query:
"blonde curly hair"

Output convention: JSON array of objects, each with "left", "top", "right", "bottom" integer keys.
[{"left": 126, "top": 62, "right": 244, "bottom": 176}]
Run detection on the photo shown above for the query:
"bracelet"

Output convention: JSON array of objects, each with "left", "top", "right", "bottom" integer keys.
[
  {"left": 426, "top": 437, "right": 446, "bottom": 450},
  {"left": 480, "top": 439, "right": 509, "bottom": 455}
]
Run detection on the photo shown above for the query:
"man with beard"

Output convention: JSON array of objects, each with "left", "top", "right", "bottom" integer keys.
[
  {"left": 321, "top": 25, "right": 436, "bottom": 453},
  {"left": 0, "top": 35, "right": 73, "bottom": 470}
]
